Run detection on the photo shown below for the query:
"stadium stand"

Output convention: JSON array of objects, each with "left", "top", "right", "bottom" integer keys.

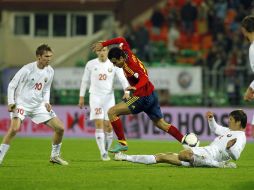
[{"left": 1, "top": 0, "right": 254, "bottom": 107}]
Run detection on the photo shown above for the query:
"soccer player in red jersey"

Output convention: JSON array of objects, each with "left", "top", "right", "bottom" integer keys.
[{"left": 92, "top": 37, "right": 185, "bottom": 153}]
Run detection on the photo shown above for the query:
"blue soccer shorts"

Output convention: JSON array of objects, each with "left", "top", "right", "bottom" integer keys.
[{"left": 124, "top": 91, "right": 163, "bottom": 120}]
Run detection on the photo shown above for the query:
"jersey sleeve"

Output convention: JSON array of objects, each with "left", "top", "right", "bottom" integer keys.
[
  {"left": 7, "top": 67, "right": 29, "bottom": 105},
  {"left": 226, "top": 135, "right": 246, "bottom": 160},
  {"left": 115, "top": 67, "right": 129, "bottom": 91},
  {"left": 102, "top": 37, "right": 131, "bottom": 51},
  {"left": 79, "top": 62, "right": 91, "bottom": 97},
  {"left": 42, "top": 69, "right": 54, "bottom": 103},
  {"left": 208, "top": 118, "right": 230, "bottom": 136}
]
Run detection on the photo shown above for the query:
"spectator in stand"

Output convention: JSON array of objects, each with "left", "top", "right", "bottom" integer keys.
[
  {"left": 215, "top": 33, "right": 233, "bottom": 54},
  {"left": 134, "top": 24, "right": 152, "bottom": 62},
  {"left": 167, "top": 22, "right": 180, "bottom": 61},
  {"left": 123, "top": 25, "right": 137, "bottom": 51},
  {"left": 240, "top": 0, "right": 253, "bottom": 10},
  {"left": 165, "top": 0, "right": 180, "bottom": 25},
  {"left": 206, "top": 46, "right": 218, "bottom": 70},
  {"left": 214, "top": 0, "right": 227, "bottom": 20},
  {"left": 180, "top": 0, "right": 198, "bottom": 36},
  {"left": 197, "top": 1, "right": 209, "bottom": 35},
  {"left": 150, "top": 7, "right": 166, "bottom": 34},
  {"left": 225, "top": 47, "right": 241, "bottom": 106}
]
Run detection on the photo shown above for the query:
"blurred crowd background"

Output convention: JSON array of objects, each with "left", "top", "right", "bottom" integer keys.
[{"left": 1, "top": 0, "right": 254, "bottom": 107}]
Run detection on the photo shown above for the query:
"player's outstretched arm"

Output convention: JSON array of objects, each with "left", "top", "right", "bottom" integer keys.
[{"left": 206, "top": 111, "right": 229, "bottom": 135}]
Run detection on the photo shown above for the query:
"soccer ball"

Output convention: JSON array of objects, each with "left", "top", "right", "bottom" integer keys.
[{"left": 182, "top": 133, "right": 200, "bottom": 148}]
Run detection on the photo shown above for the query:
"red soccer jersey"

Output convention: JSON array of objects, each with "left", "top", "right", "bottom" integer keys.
[{"left": 102, "top": 37, "right": 154, "bottom": 97}]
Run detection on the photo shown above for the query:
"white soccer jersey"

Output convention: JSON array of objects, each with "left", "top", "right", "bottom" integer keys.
[
  {"left": 8, "top": 61, "right": 54, "bottom": 109},
  {"left": 205, "top": 118, "right": 246, "bottom": 161},
  {"left": 249, "top": 42, "right": 254, "bottom": 89},
  {"left": 79, "top": 58, "right": 129, "bottom": 96}
]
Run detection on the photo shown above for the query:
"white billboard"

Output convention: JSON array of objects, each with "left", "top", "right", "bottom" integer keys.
[{"left": 53, "top": 67, "right": 202, "bottom": 95}]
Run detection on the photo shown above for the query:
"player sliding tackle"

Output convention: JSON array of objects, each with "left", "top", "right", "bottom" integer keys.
[
  {"left": 92, "top": 37, "right": 185, "bottom": 153},
  {"left": 114, "top": 110, "right": 247, "bottom": 168}
]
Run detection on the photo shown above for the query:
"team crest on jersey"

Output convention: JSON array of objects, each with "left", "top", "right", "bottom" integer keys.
[
  {"left": 108, "top": 67, "right": 113, "bottom": 72},
  {"left": 44, "top": 78, "right": 48, "bottom": 83},
  {"left": 227, "top": 134, "right": 232, "bottom": 137}
]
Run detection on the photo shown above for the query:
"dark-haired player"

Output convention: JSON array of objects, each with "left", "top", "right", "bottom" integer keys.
[
  {"left": 115, "top": 110, "right": 247, "bottom": 168},
  {"left": 92, "top": 37, "right": 185, "bottom": 153}
]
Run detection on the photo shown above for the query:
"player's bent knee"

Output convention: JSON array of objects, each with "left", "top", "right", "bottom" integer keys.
[
  {"left": 108, "top": 107, "right": 117, "bottom": 117},
  {"left": 154, "top": 154, "right": 166, "bottom": 163},
  {"left": 52, "top": 122, "right": 64, "bottom": 133},
  {"left": 153, "top": 119, "right": 168, "bottom": 131},
  {"left": 55, "top": 125, "right": 64, "bottom": 133}
]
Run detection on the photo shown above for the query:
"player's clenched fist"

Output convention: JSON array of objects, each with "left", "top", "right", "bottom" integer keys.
[{"left": 206, "top": 111, "right": 214, "bottom": 120}]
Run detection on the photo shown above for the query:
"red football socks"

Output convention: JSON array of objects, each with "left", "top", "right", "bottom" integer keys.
[
  {"left": 111, "top": 117, "right": 127, "bottom": 145},
  {"left": 167, "top": 125, "right": 184, "bottom": 142}
]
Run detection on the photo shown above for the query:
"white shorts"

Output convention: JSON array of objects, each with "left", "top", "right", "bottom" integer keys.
[
  {"left": 192, "top": 146, "right": 213, "bottom": 158},
  {"left": 10, "top": 103, "right": 57, "bottom": 124},
  {"left": 89, "top": 93, "right": 115, "bottom": 120},
  {"left": 191, "top": 146, "right": 225, "bottom": 166}
]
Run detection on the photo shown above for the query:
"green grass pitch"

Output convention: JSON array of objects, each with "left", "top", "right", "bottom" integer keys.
[{"left": 0, "top": 137, "right": 253, "bottom": 190}]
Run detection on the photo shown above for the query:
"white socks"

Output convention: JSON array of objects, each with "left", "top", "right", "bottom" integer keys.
[
  {"left": 181, "top": 161, "right": 191, "bottom": 167},
  {"left": 0, "top": 143, "right": 62, "bottom": 162},
  {"left": 95, "top": 129, "right": 106, "bottom": 156},
  {"left": 126, "top": 155, "right": 157, "bottom": 164},
  {"left": 51, "top": 143, "right": 62, "bottom": 157},
  {"left": 124, "top": 155, "right": 191, "bottom": 166},
  {"left": 0, "top": 144, "right": 10, "bottom": 163},
  {"left": 95, "top": 129, "right": 114, "bottom": 156},
  {"left": 105, "top": 131, "right": 113, "bottom": 151}
]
